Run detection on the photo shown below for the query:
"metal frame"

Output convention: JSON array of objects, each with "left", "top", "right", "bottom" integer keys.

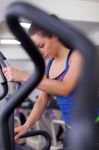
[{"left": 0, "top": 2, "right": 97, "bottom": 150}]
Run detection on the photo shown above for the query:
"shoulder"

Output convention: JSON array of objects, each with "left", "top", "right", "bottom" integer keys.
[{"left": 69, "top": 49, "right": 83, "bottom": 64}]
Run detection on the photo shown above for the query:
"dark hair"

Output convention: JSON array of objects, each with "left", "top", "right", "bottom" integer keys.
[
  {"left": 28, "top": 15, "right": 71, "bottom": 49},
  {"left": 28, "top": 14, "right": 59, "bottom": 38},
  {"left": 28, "top": 24, "right": 52, "bottom": 37}
]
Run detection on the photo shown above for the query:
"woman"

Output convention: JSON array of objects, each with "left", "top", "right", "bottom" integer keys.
[{"left": 2, "top": 16, "right": 83, "bottom": 147}]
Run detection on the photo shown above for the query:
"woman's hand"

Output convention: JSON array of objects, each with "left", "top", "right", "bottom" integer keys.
[
  {"left": 2, "top": 67, "right": 29, "bottom": 82},
  {"left": 14, "top": 123, "right": 29, "bottom": 141}
]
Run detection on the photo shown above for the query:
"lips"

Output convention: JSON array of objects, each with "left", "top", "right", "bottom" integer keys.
[{"left": 43, "top": 54, "right": 48, "bottom": 58}]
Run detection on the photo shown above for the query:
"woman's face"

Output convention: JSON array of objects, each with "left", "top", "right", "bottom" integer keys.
[{"left": 31, "top": 33, "right": 59, "bottom": 59}]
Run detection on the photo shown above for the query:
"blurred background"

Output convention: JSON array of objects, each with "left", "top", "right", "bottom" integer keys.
[{"left": 0, "top": 0, "right": 99, "bottom": 149}]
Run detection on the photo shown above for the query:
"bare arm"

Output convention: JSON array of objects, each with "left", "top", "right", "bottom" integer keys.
[
  {"left": 24, "top": 91, "right": 49, "bottom": 129},
  {"left": 15, "top": 91, "right": 49, "bottom": 140},
  {"left": 2, "top": 50, "right": 83, "bottom": 96},
  {"left": 38, "top": 50, "right": 84, "bottom": 96}
]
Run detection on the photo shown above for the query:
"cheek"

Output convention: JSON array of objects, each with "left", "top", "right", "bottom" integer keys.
[
  {"left": 44, "top": 44, "right": 51, "bottom": 53},
  {"left": 50, "top": 44, "right": 57, "bottom": 54},
  {"left": 44, "top": 42, "right": 57, "bottom": 56}
]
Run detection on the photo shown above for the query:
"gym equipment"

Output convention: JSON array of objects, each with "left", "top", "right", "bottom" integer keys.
[
  {"left": 0, "top": 1, "right": 97, "bottom": 150},
  {"left": 0, "top": 52, "right": 8, "bottom": 100},
  {"left": 0, "top": 51, "right": 51, "bottom": 150}
]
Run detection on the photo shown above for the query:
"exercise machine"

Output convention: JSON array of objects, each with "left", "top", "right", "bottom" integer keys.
[
  {"left": 0, "top": 2, "right": 98, "bottom": 150},
  {"left": 0, "top": 51, "right": 51, "bottom": 150}
]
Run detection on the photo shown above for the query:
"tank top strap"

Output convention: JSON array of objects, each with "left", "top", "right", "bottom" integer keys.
[
  {"left": 46, "top": 49, "right": 73, "bottom": 78},
  {"left": 45, "top": 59, "right": 54, "bottom": 78},
  {"left": 65, "top": 49, "right": 73, "bottom": 72},
  {"left": 67, "top": 49, "right": 73, "bottom": 63}
]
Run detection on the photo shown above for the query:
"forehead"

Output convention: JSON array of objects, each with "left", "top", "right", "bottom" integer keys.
[{"left": 31, "top": 34, "right": 48, "bottom": 45}]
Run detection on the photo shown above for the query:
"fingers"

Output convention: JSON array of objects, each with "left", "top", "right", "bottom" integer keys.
[
  {"left": 14, "top": 127, "right": 22, "bottom": 140},
  {"left": 14, "top": 126, "right": 20, "bottom": 134},
  {"left": 2, "top": 67, "right": 11, "bottom": 73},
  {"left": 2, "top": 67, "right": 29, "bottom": 82},
  {"left": 14, "top": 126, "right": 27, "bottom": 141},
  {"left": 15, "top": 131, "right": 22, "bottom": 141},
  {"left": 2, "top": 67, "right": 14, "bottom": 81}
]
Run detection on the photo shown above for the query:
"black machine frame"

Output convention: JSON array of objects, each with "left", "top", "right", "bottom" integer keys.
[{"left": 0, "top": 2, "right": 97, "bottom": 150}]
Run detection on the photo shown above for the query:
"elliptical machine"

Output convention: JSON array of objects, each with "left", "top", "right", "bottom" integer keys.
[
  {"left": 0, "top": 51, "right": 8, "bottom": 100},
  {"left": 0, "top": 1, "right": 98, "bottom": 150},
  {"left": 0, "top": 51, "right": 51, "bottom": 150}
]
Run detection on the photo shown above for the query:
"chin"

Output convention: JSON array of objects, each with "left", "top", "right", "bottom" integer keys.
[{"left": 48, "top": 55, "right": 54, "bottom": 59}]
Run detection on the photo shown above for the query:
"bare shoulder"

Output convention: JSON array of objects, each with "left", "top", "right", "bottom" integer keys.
[{"left": 69, "top": 49, "right": 83, "bottom": 64}]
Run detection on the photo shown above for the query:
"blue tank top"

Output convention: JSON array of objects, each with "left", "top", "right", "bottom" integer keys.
[{"left": 46, "top": 50, "right": 76, "bottom": 125}]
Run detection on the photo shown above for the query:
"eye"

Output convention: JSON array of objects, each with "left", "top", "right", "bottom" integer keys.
[{"left": 37, "top": 43, "right": 45, "bottom": 49}]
